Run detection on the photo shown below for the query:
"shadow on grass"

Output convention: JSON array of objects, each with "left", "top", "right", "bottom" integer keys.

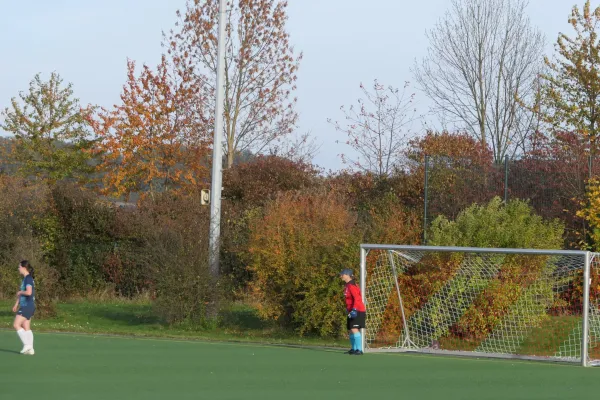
[
  {"left": 83, "top": 303, "right": 272, "bottom": 331},
  {"left": 89, "top": 307, "right": 161, "bottom": 326},
  {"left": 0, "top": 348, "right": 20, "bottom": 354},
  {"left": 218, "top": 307, "right": 271, "bottom": 331}
]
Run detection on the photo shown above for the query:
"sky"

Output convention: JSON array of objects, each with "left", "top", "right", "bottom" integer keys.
[{"left": 1, "top": 0, "right": 598, "bottom": 172}]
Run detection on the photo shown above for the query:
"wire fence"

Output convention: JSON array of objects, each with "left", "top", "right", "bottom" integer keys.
[{"left": 422, "top": 154, "right": 600, "bottom": 248}]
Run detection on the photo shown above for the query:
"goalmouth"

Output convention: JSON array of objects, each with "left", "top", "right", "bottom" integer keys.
[{"left": 359, "top": 245, "right": 600, "bottom": 367}]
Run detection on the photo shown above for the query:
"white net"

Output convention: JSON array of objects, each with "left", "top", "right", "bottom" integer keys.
[{"left": 362, "top": 246, "right": 600, "bottom": 365}]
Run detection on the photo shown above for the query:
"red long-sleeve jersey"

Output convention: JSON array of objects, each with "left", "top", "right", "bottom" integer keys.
[{"left": 344, "top": 281, "right": 366, "bottom": 312}]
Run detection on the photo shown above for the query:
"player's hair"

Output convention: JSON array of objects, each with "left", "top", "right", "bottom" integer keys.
[{"left": 19, "top": 260, "right": 35, "bottom": 280}]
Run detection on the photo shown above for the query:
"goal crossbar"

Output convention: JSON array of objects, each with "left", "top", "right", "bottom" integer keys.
[{"left": 360, "top": 244, "right": 589, "bottom": 256}]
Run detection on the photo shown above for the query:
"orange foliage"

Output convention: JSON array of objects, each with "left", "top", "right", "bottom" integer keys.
[
  {"left": 373, "top": 253, "right": 463, "bottom": 344},
  {"left": 88, "top": 56, "right": 211, "bottom": 200},
  {"left": 248, "top": 191, "right": 361, "bottom": 336}
]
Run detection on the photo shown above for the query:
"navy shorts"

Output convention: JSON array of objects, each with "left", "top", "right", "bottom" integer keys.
[{"left": 17, "top": 305, "right": 35, "bottom": 320}]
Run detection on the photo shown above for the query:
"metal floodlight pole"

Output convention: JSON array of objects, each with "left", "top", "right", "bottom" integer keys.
[{"left": 209, "top": 0, "right": 228, "bottom": 277}]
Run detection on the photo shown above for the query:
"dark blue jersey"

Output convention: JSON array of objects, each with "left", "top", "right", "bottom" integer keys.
[{"left": 19, "top": 275, "right": 34, "bottom": 308}]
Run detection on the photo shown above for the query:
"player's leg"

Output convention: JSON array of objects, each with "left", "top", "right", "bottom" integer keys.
[
  {"left": 350, "top": 312, "right": 366, "bottom": 355},
  {"left": 346, "top": 317, "right": 356, "bottom": 354},
  {"left": 22, "top": 317, "right": 34, "bottom": 354},
  {"left": 21, "top": 308, "right": 34, "bottom": 355},
  {"left": 13, "top": 314, "right": 27, "bottom": 352},
  {"left": 350, "top": 328, "right": 361, "bottom": 353}
]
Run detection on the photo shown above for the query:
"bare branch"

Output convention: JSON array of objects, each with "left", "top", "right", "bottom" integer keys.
[
  {"left": 413, "top": 0, "right": 545, "bottom": 162},
  {"left": 329, "top": 80, "right": 419, "bottom": 176}
]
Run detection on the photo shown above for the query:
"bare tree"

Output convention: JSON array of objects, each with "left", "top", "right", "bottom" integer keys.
[
  {"left": 268, "top": 131, "right": 321, "bottom": 164},
  {"left": 413, "top": 0, "right": 545, "bottom": 162},
  {"left": 329, "top": 80, "right": 418, "bottom": 177}
]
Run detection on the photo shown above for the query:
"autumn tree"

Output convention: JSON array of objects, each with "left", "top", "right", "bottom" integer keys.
[
  {"left": 88, "top": 56, "right": 210, "bottom": 200},
  {"left": 1, "top": 72, "right": 94, "bottom": 183},
  {"left": 511, "top": 131, "right": 595, "bottom": 246},
  {"left": 406, "top": 131, "right": 499, "bottom": 222},
  {"left": 413, "top": 0, "right": 545, "bottom": 162},
  {"left": 578, "top": 177, "right": 600, "bottom": 248},
  {"left": 166, "top": 0, "right": 301, "bottom": 168},
  {"left": 539, "top": 1, "right": 600, "bottom": 153},
  {"left": 329, "top": 80, "right": 417, "bottom": 177}
]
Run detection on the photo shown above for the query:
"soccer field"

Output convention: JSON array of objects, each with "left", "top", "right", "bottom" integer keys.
[{"left": 1, "top": 331, "right": 599, "bottom": 400}]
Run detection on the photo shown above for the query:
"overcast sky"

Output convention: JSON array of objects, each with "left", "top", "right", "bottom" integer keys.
[{"left": 1, "top": 0, "right": 597, "bottom": 171}]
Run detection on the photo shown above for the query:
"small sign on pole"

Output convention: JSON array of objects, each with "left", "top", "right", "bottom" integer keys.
[{"left": 201, "top": 189, "right": 211, "bottom": 205}]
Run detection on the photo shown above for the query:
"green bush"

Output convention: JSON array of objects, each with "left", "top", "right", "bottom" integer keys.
[
  {"left": 47, "top": 183, "right": 154, "bottom": 297},
  {"left": 47, "top": 182, "right": 119, "bottom": 295},
  {"left": 428, "top": 197, "right": 564, "bottom": 249},
  {"left": 0, "top": 176, "right": 57, "bottom": 315},
  {"left": 140, "top": 192, "right": 219, "bottom": 326},
  {"left": 219, "top": 204, "right": 262, "bottom": 296}
]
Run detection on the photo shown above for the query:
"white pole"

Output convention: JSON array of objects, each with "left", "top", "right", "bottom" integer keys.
[
  {"left": 360, "top": 247, "right": 367, "bottom": 352},
  {"left": 209, "top": 0, "right": 227, "bottom": 277},
  {"left": 582, "top": 252, "right": 591, "bottom": 367}
]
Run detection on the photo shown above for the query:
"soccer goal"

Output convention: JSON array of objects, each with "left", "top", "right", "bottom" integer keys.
[{"left": 359, "top": 245, "right": 600, "bottom": 366}]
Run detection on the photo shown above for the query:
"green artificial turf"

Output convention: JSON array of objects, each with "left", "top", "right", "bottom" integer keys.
[{"left": 1, "top": 331, "right": 599, "bottom": 400}]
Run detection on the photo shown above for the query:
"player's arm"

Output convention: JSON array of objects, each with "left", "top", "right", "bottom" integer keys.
[
  {"left": 12, "top": 288, "right": 20, "bottom": 312},
  {"left": 16, "top": 285, "right": 32, "bottom": 297}
]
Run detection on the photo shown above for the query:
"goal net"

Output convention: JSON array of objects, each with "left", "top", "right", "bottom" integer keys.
[{"left": 360, "top": 245, "right": 600, "bottom": 366}]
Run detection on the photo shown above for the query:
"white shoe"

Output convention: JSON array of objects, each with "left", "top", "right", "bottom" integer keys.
[{"left": 22, "top": 347, "right": 34, "bottom": 355}]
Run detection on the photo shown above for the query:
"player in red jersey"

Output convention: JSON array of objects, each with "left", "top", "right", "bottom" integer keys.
[{"left": 340, "top": 268, "right": 366, "bottom": 355}]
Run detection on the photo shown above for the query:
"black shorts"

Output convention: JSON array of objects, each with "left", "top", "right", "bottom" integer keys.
[
  {"left": 17, "top": 305, "right": 35, "bottom": 320},
  {"left": 347, "top": 311, "right": 366, "bottom": 330}
]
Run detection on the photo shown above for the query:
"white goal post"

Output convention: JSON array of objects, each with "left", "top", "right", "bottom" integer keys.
[{"left": 359, "top": 245, "right": 600, "bottom": 366}]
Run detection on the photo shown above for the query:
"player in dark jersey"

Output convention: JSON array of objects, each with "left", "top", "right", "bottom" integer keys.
[
  {"left": 340, "top": 268, "right": 366, "bottom": 355},
  {"left": 12, "top": 260, "right": 35, "bottom": 355}
]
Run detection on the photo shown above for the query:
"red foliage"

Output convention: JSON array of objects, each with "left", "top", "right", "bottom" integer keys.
[
  {"left": 405, "top": 131, "right": 502, "bottom": 221},
  {"left": 223, "top": 155, "right": 319, "bottom": 206},
  {"left": 513, "top": 131, "right": 599, "bottom": 246}
]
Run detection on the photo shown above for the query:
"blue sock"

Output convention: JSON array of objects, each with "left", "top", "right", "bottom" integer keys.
[
  {"left": 349, "top": 334, "right": 355, "bottom": 349},
  {"left": 353, "top": 332, "right": 362, "bottom": 351}
]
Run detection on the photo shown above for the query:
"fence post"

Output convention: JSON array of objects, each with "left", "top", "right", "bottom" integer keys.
[
  {"left": 504, "top": 155, "right": 509, "bottom": 203},
  {"left": 423, "top": 155, "right": 429, "bottom": 245}
]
